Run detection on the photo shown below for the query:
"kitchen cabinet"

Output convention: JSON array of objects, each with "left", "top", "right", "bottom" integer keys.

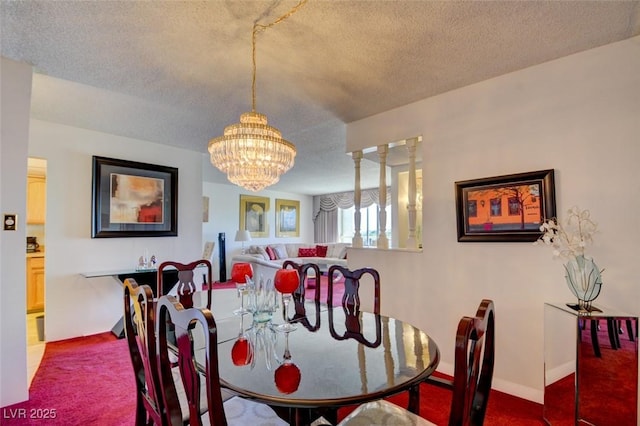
[
  {"left": 27, "top": 174, "right": 46, "bottom": 224},
  {"left": 27, "top": 255, "right": 45, "bottom": 313}
]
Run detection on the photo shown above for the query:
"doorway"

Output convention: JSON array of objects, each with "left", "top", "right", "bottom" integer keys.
[{"left": 26, "top": 156, "right": 47, "bottom": 384}]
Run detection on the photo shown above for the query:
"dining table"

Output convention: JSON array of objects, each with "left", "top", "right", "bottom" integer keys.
[{"left": 195, "top": 288, "right": 441, "bottom": 426}]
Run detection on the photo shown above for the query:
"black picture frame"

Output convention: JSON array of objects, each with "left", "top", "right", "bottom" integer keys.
[
  {"left": 91, "top": 156, "right": 178, "bottom": 238},
  {"left": 455, "top": 169, "right": 555, "bottom": 242}
]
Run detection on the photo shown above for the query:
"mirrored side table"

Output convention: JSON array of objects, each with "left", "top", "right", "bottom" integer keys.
[{"left": 544, "top": 302, "right": 638, "bottom": 425}]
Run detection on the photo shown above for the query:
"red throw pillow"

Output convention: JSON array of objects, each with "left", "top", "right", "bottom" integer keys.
[
  {"left": 265, "top": 246, "right": 277, "bottom": 260},
  {"left": 298, "top": 247, "right": 317, "bottom": 257},
  {"left": 315, "top": 245, "right": 328, "bottom": 257}
]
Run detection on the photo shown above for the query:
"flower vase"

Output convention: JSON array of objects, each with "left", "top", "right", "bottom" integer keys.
[
  {"left": 564, "top": 255, "right": 603, "bottom": 311},
  {"left": 249, "top": 276, "right": 276, "bottom": 324}
]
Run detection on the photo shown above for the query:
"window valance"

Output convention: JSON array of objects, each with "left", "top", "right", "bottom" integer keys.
[{"left": 313, "top": 188, "right": 391, "bottom": 222}]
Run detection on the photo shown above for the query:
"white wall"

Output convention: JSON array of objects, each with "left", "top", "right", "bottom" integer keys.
[
  {"left": 346, "top": 36, "right": 640, "bottom": 403},
  {"left": 0, "top": 75, "right": 316, "bottom": 407},
  {"left": 0, "top": 57, "right": 32, "bottom": 407},
  {"left": 27, "top": 120, "right": 204, "bottom": 342},
  {"left": 3, "top": 36, "right": 638, "bottom": 408}
]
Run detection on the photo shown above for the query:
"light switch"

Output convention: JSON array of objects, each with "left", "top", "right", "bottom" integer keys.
[{"left": 3, "top": 214, "right": 17, "bottom": 231}]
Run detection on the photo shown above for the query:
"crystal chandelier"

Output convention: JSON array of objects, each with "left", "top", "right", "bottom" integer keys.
[{"left": 208, "top": 1, "right": 307, "bottom": 192}]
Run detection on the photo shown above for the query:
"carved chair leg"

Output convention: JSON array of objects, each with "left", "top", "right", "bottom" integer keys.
[
  {"left": 590, "top": 320, "right": 601, "bottom": 358},
  {"left": 606, "top": 318, "right": 620, "bottom": 349}
]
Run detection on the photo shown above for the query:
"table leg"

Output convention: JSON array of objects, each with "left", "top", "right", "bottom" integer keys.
[
  {"left": 627, "top": 319, "right": 636, "bottom": 342},
  {"left": 289, "top": 407, "right": 312, "bottom": 426},
  {"left": 408, "top": 383, "right": 420, "bottom": 415},
  {"left": 590, "top": 320, "right": 601, "bottom": 358},
  {"left": 606, "top": 319, "right": 620, "bottom": 349}
]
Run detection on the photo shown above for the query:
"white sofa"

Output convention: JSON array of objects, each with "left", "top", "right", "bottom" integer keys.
[{"left": 230, "top": 242, "right": 349, "bottom": 282}]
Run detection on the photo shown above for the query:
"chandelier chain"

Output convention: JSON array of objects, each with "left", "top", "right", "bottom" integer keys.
[
  {"left": 210, "top": 1, "right": 305, "bottom": 191},
  {"left": 251, "top": 0, "right": 308, "bottom": 111}
]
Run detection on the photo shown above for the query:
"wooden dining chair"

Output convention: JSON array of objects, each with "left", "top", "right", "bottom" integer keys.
[
  {"left": 157, "top": 259, "right": 213, "bottom": 309},
  {"left": 123, "top": 278, "right": 165, "bottom": 426},
  {"left": 155, "top": 294, "right": 288, "bottom": 426},
  {"left": 282, "top": 260, "right": 323, "bottom": 332},
  {"left": 327, "top": 265, "right": 380, "bottom": 314},
  {"left": 338, "top": 299, "right": 496, "bottom": 426}
]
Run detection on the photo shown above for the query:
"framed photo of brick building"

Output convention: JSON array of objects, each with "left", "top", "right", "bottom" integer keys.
[{"left": 455, "top": 169, "right": 556, "bottom": 242}]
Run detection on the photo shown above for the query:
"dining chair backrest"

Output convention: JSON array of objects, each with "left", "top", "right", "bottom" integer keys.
[
  {"left": 449, "top": 299, "right": 495, "bottom": 426},
  {"left": 282, "top": 260, "right": 322, "bottom": 332},
  {"left": 158, "top": 259, "right": 213, "bottom": 309},
  {"left": 156, "top": 294, "right": 227, "bottom": 426},
  {"left": 282, "top": 260, "right": 321, "bottom": 302},
  {"left": 327, "top": 265, "right": 380, "bottom": 315},
  {"left": 422, "top": 298, "right": 496, "bottom": 424},
  {"left": 123, "top": 278, "right": 165, "bottom": 426},
  {"left": 338, "top": 299, "right": 495, "bottom": 426}
]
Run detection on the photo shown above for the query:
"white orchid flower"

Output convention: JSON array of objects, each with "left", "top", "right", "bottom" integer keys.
[{"left": 535, "top": 207, "right": 597, "bottom": 261}]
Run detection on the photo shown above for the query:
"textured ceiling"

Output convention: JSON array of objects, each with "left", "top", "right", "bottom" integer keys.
[{"left": 2, "top": 1, "right": 639, "bottom": 195}]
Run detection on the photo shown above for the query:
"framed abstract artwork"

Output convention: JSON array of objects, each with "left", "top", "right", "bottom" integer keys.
[
  {"left": 275, "top": 198, "right": 300, "bottom": 237},
  {"left": 239, "top": 194, "right": 269, "bottom": 238},
  {"left": 91, "top": 156, "right": 178, "bottom": 238},
  {"left": 455, "top": 169, "right": 556, "bottom": 242},
  {"left": 202, "top": 196, "right": 210, "bottom": 222}
]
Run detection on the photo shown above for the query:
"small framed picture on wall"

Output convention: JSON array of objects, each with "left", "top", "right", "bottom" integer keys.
[
  {"left": 275, "top": 198, "right": 300, "bottom": 237},
  {"left": 239, "top": 194, "right": 270, "bottom": 238}
]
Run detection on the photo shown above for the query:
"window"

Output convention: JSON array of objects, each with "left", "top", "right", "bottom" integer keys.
[
  {"left": 467, "top": 200, "right": 478, "bottom": 218},
  {"left": 490, "top": 198, "right": 502, "bottom": 217},
  {"left": 338, "top": 204, "right": 391, "bottom": 247},
  {"left": 508, "top": 197, "right": 520, "bottom": 216}
]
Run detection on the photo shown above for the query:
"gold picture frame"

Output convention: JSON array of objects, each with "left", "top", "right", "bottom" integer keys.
[
  {"left": 275, "top": 198, "right": 300, "bottom": 238},
  {"left": 240, "top": 195, "right": 270, "bottom": 238}
]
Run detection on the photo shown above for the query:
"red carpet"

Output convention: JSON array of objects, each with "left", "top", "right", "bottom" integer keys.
[
  {"left": 2, "top": 333, "right": 135, "bottom": 425},
  {"left": 544, "top": 320, "right": 637, "bottom": 425},
  {"left": 2, "top": 332, "right": 543, "bottom": 425},
  {"left": 3, "top": 280, "right": 545, "bottom": 425}
]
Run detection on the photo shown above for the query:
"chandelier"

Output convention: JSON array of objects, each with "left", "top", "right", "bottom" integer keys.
[{"left": 208, "top": 1, "right": 307, "bottom": 192}]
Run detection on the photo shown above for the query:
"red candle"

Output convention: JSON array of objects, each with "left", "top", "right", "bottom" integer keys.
[
  {"left": 231, "top": 337, "right": 253, "bottom": 366},
  {"left": 274, "top": 269, "right": 299, "bottom": 294},
  {"left": 231, "top": 262, "right": 253, "bottom": 284},
  {"left": 274, "top": 362, "right": 301, "bottom": 394}
]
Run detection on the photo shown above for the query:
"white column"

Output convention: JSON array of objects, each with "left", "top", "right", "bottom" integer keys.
[
  {"left": 406, "top": 138, "right": 418, "bottom": 249},
  {"left": 352, "top": 151, "right": 363, "bottom": 248},
  {"left": 377, "top": 145, "right": 389, "bottom": 249}
]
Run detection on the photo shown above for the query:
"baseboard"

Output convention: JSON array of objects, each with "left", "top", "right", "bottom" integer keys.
[{"left": 432, "top": 360, "right": 543, "bottom": 404}]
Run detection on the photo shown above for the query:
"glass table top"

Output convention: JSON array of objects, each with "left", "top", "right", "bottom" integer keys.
[{"left": 213, "top": 302, "right": 440, "bottom": 408}]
